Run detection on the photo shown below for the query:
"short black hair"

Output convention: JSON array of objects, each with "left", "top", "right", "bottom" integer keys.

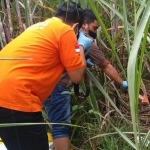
[
  {"left": 83, "top": 9, "right": 97, "bottom": 24},
  {"left": 55, "top": 1, "right": 84, "bottom": 26}
]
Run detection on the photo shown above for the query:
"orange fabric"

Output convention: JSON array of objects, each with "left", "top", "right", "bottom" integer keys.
[{"left": 0, "top": 17, "right": 83, "bottom": 112}]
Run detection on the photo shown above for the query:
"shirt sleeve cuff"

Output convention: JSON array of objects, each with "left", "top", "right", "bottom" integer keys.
[{"left": 66, "top": 62, "right": 84, "bottom": 72}]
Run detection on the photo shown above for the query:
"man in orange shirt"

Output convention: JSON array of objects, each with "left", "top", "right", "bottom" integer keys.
[
  {"left": 0, "top": 2, "right": 93, "bottom": 150},
  {"left": 43, "top": 8, "right": 128, "bottom": 150}
]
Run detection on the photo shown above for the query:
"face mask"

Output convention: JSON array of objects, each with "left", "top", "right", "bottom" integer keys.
[{"left": 89, "top": 30, "right": 97, "bottom": 39}]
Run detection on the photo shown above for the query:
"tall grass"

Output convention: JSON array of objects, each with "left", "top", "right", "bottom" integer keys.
[{"left": 87, "top": 0, "right": 150, "bottom": 149}]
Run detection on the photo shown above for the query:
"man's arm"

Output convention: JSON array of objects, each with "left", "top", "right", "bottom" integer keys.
[
  {"left": 67, "top": 45, "right": 86, "bottom": 83},
  {"left": 88, "top": 42, "right": 124, "bottom": 85},
  {"left": 60, "top": 29, "right": 92, "bottom": 84},
  {"left": 98, "top": 60, "right": 123, "bottom": 85},
  {"left": 68, "top": 32, "right": 93, "bottom": 83}
]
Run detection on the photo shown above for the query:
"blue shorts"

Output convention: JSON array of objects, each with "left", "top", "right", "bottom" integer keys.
[{"left": 43, "top": 84, "right": 71, "bottom": 139}]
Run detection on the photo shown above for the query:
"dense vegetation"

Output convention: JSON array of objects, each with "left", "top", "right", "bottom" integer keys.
[{"left": 0, "top": 0, "right": 150, "bottom": 149}]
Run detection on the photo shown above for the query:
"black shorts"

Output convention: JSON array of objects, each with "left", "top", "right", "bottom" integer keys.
[{"left": 0, "top": 107, "right": 49, "bottom": 150}]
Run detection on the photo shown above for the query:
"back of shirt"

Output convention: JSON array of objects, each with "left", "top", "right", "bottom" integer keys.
[{"left": 0, "top": 17, "right": 83, "bottom": 112}]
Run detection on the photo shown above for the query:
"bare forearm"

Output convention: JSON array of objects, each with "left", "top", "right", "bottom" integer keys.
[
  {"left": 102, "top": 64, "right": 123, "bottom": 85},
  {"left": 67, "top": 46, "right": 86, "bottom": 83}
]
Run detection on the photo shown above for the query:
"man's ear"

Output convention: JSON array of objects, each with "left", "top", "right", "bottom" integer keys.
[
  {"left": 82, "top": 20, "right": 88, "bottom": 31},
  {"left": 72, "top": 23, "right": 79, "bottom": 34},
  {"left": 72, "top": 23, "right": 79, "bottom": 29},
  {"left": 82, "top": 20, "right": 87, "bottom": 30}
]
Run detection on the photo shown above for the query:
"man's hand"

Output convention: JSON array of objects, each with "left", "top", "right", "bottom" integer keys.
[
  {"left": 78, "top": 32, "right": 93, "bottom": 55},
  {"left": 121, "top": 81, "right": 128, "bottom": 90}
]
